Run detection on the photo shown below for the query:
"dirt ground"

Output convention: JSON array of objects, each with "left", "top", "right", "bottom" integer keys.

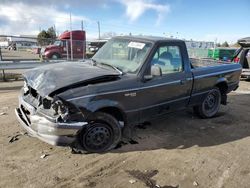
[{"left": 0, "top": 80, "right": 250, "bottom": 188}]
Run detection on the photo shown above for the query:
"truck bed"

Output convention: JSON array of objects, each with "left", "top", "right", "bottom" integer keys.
[
  {"left": 190, "top": 58, "right": 229, "bottom": 68},
  {"left": 188, "top": 59, "right": 242, "bottom": 106}
]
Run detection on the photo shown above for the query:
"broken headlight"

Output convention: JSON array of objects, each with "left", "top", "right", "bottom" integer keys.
[
  {"left": 51, "top": 99, "right": 69, "bottom": 122},
  {"left": 23, "top": 81, "right": 29, "bottom": 94}
]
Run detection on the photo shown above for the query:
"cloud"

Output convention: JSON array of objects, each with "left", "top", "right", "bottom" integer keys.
[
  {"left": 119, "top": 0, "right": 170, "bottom": 24},
  {"left": 0, "top": 0, "right": 108, "bottom": 8},
  {"left": 0, "top": 2, "right": 90, "bottom": 36}
]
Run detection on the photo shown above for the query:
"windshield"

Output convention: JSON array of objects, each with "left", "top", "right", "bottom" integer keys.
[
  {"left": 92, "top": 38, "right": 153, "bottom": 73},
  {"left": 53, "top": 40, "right": 62, "bottom": 46}
]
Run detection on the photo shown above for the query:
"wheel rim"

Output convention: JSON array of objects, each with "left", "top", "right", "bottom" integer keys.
[
  {"left": 203, "top": 91, "right": 219, "bottom": 115},
  {"left": 52, "top": 54, "right": 58, "bottom": 59},
  {"left": 84, "top": 123, "right": 113, "bottom": 151}
]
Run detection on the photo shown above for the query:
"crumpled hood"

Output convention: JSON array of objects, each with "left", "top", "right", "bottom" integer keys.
[{"left": 23, "top": 61, "right": 120, "bottom": 97}]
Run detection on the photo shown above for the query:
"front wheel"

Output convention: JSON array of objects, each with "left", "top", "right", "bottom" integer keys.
[
  {"left": 79, "top": 112, "right": 121, "bottom": 153},
  {"left": 51, "top": 53, "right": 60, "bottom": 59},
  {"left": 193, "top": 87, "right": 221, "bottom": 118}
]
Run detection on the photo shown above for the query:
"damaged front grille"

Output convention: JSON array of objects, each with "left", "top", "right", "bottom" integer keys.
[
  {"left": 20, "top": 105, "right": 31, "bottom": 125},
  {"left": 23, "top": 86, "right": 41, "bottom": 108},
  {"left": 22, "top": 84, "right": 84, "bottom": 122}
]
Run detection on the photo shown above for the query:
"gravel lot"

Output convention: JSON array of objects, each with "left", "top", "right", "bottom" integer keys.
[{"left": 0, "top": 80, "right": 250, "bottom": 188}]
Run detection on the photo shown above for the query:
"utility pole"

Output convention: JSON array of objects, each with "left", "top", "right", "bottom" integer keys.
[
  {"left": 97, "top": 21, "right": 100, "bottom": 39},
  {"left": 0, "top": 47, "right": 6, "bottom": 81},
  {"left": 70, "top": 13, "right": 73, "bottom": 60},
  {"left": 54, "top": 24, "right": 56, "bottom": 36},
  {"left": 81, "top": 20, "right": 85, "bottom": 60}
]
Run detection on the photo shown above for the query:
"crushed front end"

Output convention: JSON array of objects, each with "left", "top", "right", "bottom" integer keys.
[{"left": 15, "top": 81, "right": 87, "bottom": 146}]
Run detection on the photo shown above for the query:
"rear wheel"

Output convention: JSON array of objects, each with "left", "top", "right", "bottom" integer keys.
[
  {"left": 193, "top": 87, "right": 221, "bottom": 118},
  {"left": 80, "top": 112, "right": 121, "bottom": 153}
]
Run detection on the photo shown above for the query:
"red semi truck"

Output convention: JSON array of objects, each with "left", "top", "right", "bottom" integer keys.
[{"left": 40, "top": 30, "right": 86, "bottom": 59}]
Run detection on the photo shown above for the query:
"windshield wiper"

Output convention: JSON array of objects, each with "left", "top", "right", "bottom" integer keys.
[
  {"left": 91, "top": 58, "right": 124, "bottom": 75},
  {"left": 100, "top": 62, "right": 124, "bottom": 75},
  {"left": 92, "top": 60, "right": 123, "bottom": 75}
]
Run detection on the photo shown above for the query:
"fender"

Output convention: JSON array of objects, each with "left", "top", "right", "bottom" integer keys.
[
  {"left": 215, "top": 78, "right": 228, "bottom": 105},
  {"left": 216, "top": 77, "right": 228, "bottom": 85},
  {"left": 86, "top": 99, "right": 125, "bottom": 113},
  {"left": 71, "top": 98, "right": 127, "bottom": 121}
]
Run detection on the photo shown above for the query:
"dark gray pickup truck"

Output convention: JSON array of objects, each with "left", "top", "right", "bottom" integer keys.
[{"left": 15, "top": 36, "right": 242, "bottom": 152}]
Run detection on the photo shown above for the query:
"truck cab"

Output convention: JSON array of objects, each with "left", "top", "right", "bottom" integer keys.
[{"left": 40, "top": 30, "right": 86, "bottom": 60}]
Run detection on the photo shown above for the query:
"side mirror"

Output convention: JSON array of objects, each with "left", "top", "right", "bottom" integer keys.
[
  {"left": 151, "top": 65, "right": 162, "bottom": 77},
  {"left": 143, "top": 65, "right": 162, "bottom": 81}
]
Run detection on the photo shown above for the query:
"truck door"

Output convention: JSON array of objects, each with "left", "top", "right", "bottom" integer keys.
[
  {"left": 73, "top": 40, "right": 84, "bottom": 58},
  {"left": 140, "top": 42, "right": 193, "bottom": 121},
  {"left": 61, "top": 40, "right": 68, "bottom": 58}
]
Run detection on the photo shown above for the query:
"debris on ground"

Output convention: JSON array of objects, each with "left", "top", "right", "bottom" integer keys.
[
  {"left": 126, "top": 170, "right": 179, "bottom": 188},
  {"left": 9, "top": 134, "right": 21, "bottom": 143},
  {"left": 74, "top": 163, "right": 78, "bottom": 167},
  {"left": 193, "top": 181, "right": 199, "bottom": 186},
  {"left": 70, "top": 146, "right": 89, "bottom": 154},
  {"left": 0, "top": 112, "right": 7, "bottom": 116},
  {"left": 129, "top": 139, "right": 139, "bottom": 144},
  {"left": 129, "top": 179, "right": 136, "bottom": 184},
  {"left": 40, "top": 154, "right": 49, "bottom": 159},
  {"left": 114, "top": 141, "right": 128, "bottom": 149},
  {"left": 8, "top": 132, "right": 28, "bottom": 143}
]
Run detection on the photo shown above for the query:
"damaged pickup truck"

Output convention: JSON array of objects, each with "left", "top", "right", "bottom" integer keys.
[{"left": 15, "top": 36, "right": 242, "bottom": 153}]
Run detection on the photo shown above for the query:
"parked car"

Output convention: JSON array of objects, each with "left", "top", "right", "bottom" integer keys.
[
  {"left": 233, "top": 37, "right": 250, "bottom": 79},
  {"left": 86, "top": 39, "right": 107, "bottom": 58},
  {"left": 16, "top": 36, "right": 241, "bottom": 153}
]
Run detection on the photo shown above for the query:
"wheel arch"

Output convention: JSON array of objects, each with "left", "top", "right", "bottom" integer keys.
[
  {"left": 86, "top": 100, "right": 127, "bottom": 125},
  {"left": 215, "top": 79, "right": 228, "bottom": 105},
  {"left": 215, "top": 80, "right": 228, "bottom": 95},
  {"left": 95, "top": 106, "right": 127, "bottom": 125}
]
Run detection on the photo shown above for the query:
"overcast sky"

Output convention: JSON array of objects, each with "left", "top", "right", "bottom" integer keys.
[{"left": 0, "top": 0, "right": 249, "bottom": 43}]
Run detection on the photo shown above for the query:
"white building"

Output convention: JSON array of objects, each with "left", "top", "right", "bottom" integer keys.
[{"left": 0, "top": 35, "right": 38, "bottom": 48}]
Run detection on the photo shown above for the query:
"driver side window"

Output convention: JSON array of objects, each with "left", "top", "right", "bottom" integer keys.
[{"left": 151, "top": 45, "right": 183, "bottom": 75}]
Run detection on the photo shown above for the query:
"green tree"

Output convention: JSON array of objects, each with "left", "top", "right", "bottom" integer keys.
[
  {"left": 47, "top": 27, "right": 57, "bottom": 41},
  {"left": 37, "top": 30, "right": 50, "bottom": 46},
  {"left": 37, "top": 26, "right": 57, "bottom": 46},
  {"left": 221, "top": 41, "right": 229, "bottom": 47}
]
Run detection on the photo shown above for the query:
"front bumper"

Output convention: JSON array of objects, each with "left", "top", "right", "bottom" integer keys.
[{"left": 15, "top": 95, "right": 88, "bottom": 146}]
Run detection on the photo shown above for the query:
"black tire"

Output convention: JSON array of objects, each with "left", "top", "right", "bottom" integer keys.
[
  {"left": 193, "top": 87, "right": 221, "bottom": 118},
  {"left": 79, "top": 112, "right": 121, "bottom": 153},
  {"left": 51, "top": 53, "right": 60, "bottom": 59}
]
